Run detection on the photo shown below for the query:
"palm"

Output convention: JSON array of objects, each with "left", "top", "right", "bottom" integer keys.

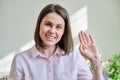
[{"left": 78, "top": 31, "right": 99, "bottom": 61}]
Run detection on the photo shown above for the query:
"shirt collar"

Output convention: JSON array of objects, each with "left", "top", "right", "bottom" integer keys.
[
  {"left": 31, "top": 45, "right": 45, "bottom": 58},
  {"left": 54, "top": 45, "right": 65, "bottom": 56},
  {"left": 31, "top": 45, "right": 64, "bottom": 58}
]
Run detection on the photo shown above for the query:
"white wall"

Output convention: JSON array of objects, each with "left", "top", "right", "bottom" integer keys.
[
  {"left": 0, "top": 0, "right": 120, "bottom": 61},
  {"left": 87, "top": 0, "right": 120, "bottom": 60}
]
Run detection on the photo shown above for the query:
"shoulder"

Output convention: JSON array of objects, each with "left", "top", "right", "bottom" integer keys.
[{"left": 13, "top": 47, "right": 33, "bottom": 62}]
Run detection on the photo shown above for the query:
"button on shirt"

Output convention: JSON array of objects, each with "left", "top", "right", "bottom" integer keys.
[{"left": 9, "top": 45, "right": 92, "bottom": 80}]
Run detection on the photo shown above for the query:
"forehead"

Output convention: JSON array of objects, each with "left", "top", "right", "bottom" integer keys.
[{"left": 42, "top": 12, "right": 65, "bottom": 25}]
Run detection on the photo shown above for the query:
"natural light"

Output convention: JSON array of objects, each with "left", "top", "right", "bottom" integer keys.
[{"left": 0, "top": 6, "right": 88, "bottom": 78}]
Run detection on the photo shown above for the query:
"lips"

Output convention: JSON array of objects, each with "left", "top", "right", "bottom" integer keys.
[{"left": 45, "top": 34, "right": 56, "bottom": 41}]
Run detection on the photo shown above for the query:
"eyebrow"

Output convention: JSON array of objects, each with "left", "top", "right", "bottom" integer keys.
[{"left": 44, "top": 20, "right": 64, "bottom": 26}]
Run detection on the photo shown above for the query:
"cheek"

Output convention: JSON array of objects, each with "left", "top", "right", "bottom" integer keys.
[
  {"left": 39, "top": 27, "right": 44, "bottom": 38},
  {"left": 39, "top": 25, "right": 45, "bottom": 35},
  {"left": 58, "top": 31, "right": 64, "bottom": 39}
]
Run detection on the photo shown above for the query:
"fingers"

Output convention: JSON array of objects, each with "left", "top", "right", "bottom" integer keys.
[
  {"left": 78, "top": 31, "right": 95, "bottom": 44},
  {"left": 78, "top": 31, "right": 85, "bottom": 44},
  {"left": 78, "top": 31, "right": 88, "bottom": 44},
  {"left": 89, "top": 35, "right": 95, "bottom": 44},
  {"left": 84, "top": 31, "right": 90, "bottom": 43}
]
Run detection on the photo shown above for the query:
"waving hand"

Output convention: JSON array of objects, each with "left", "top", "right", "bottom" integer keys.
[{"left": 78, "top": 31, "right": 99, "bottom": 61}]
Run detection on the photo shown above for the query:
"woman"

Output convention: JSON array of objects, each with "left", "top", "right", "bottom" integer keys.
[{"left": 9, "top": 4, "right": 104, "bottom": 80}]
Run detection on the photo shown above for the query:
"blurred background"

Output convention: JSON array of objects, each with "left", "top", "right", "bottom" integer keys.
[{"left": 0, "top": 0, "right": 120, "bottom": 78}]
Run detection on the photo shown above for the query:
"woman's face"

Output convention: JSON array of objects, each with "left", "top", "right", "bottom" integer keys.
[{"left": 39, "top": 12, "right": 65, "bottom": 47}]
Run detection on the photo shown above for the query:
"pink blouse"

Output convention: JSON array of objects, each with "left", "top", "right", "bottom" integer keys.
[{"left": 9, "top": 45, "right": 92, "bottom": 80}]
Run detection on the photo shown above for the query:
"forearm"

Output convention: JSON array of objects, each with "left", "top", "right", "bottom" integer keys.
[{"left": 90, "top": 58, "right": 104, "bottom": 80}]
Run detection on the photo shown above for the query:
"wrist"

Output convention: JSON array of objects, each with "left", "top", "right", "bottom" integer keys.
[
  {"left": 90, "top": 58, "right": 102, "bottom": 71},
  {"left": 90, "top": 57, "right": 100, "bottom": 63}
]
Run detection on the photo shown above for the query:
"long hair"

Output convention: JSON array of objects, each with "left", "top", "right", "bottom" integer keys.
[{"left": 34, "top": 4, "right": 74, "bottom": 55}]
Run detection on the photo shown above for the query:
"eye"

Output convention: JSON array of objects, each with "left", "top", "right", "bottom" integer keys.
[
  {"left": 56, "top": 25, "right": 62, "bottom": 30},
  {"left": 45, "top": 23, "right": 51, "bottom": 26}
]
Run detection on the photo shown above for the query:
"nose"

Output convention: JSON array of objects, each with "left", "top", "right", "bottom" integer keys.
[{"left": 49, "top": 27, "right": 56, "bottom": 34}]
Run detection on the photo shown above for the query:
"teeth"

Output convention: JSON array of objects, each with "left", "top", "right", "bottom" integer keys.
[{"left": 46, "top": 34, "right": 55, "bottom": 39}]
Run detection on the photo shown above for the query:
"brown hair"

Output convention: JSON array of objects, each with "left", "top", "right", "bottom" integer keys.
[{"left": 34, "top": 4, "right": 74, "bottom": 55}]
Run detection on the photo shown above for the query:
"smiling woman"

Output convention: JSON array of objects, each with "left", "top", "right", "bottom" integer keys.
[
  {"left": 39, "top": 13, "right": 65, "bottom": 48},
  {"left": 36, "top": 12, "right": 65, "bottom": 58},
  {"left": 9, "top": 4, "right": 104, "bottom": 80}
]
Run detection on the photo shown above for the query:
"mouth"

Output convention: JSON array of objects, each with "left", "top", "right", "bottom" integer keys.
[{"left": 45, "top": 34, "right": 56, "bottom": 41}]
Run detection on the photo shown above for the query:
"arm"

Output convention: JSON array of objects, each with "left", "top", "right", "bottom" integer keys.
[
  {"left": 9, "top": 55, "right": 24, "bottom": 80},
  {"left": 78, "top": 31, "right": 104, "bottom": 80}
]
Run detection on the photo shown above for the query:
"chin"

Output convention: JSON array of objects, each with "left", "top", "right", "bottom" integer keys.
[{"left": 45, "top": 43, "right": 56, "bottom": 47}]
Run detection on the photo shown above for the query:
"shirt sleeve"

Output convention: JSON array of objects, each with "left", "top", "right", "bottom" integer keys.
[
  {"left": 9, "top": 54, "right": 24, "bottom": 80},
  {"left": 77, "top": 52, "right": 92, "bottom": 80}
]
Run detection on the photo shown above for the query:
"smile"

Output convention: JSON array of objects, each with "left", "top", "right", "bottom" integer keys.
[{"left": 45, "top": 34, "right": 56, "bottom": 41}]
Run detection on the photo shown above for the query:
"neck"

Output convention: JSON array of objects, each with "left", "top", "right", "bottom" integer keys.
[{"left": 36, "top": 44, "right": 56, "bottom": 58}]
